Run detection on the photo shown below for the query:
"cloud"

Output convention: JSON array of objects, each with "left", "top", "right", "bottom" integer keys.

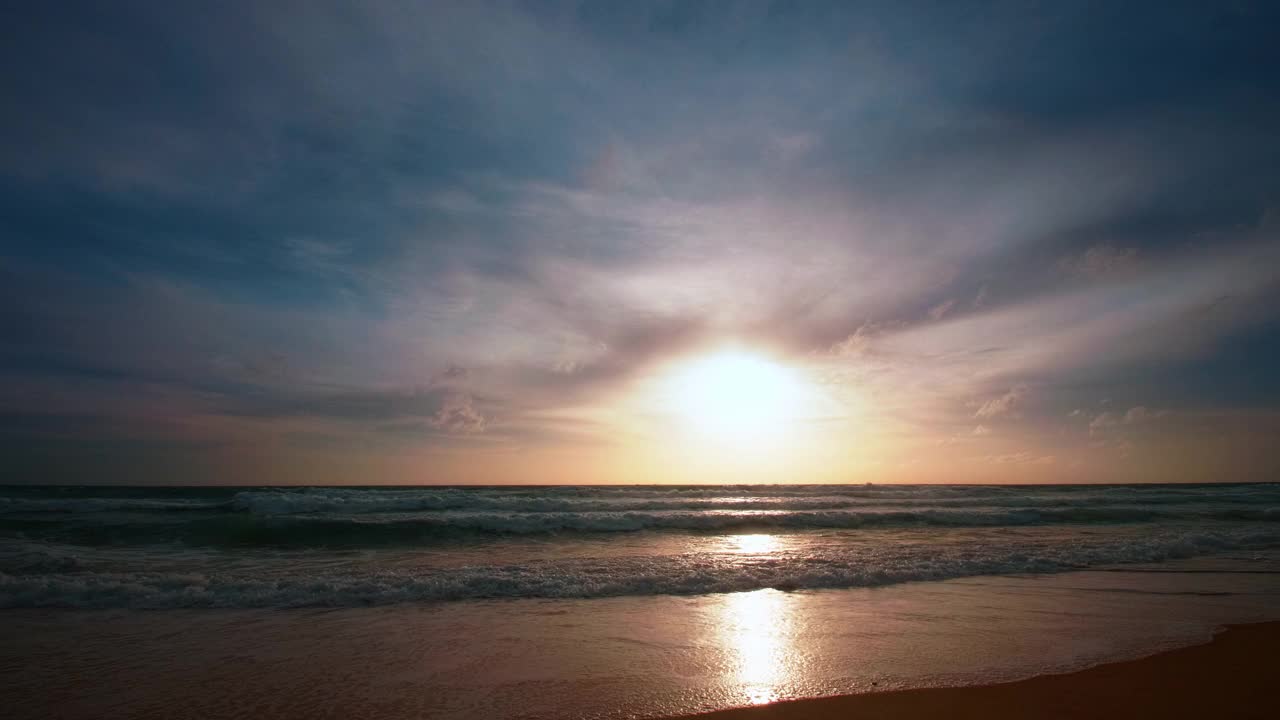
[
  {"left": 928, "top": 299, "right": 957, "bottom": 321},
  {"left": 437, "top": 365, "right": 469, "bottom": 382},
  {"left": 884, "top": 239, "right": 1280, "bottom": 385},
  {"left": 1124, "top": 406, "right": 1152, "bottom": 424},
  {"left": 972, "top": 285, "right": 989, "bottom": 309},
  {"left": 503, "top": 314, "right": 708, "bottom": 404},
  {"left": 978, "top": 452, "right": 1055, "bottom": 465},
  {"left": 227, "top": 386, "right": 464, "bottom": 422},
  {"left": 1088, "top": 412, "right": 1119, "bottom": 434},
  {"left": 974, "top": 385, "right": 1029, "bottom": 420},
  {"left": 1060, "top": 245, "right": 1140, "bottom": 279},
  {"left": 428, "top": 393, "right": 485, "bottom": 434},
  {"left": 829, "top": 324, "right": 885, "bottom": 358},
  {"left": 1089, "top": 406, "right": 1164, "bottom": 435}
]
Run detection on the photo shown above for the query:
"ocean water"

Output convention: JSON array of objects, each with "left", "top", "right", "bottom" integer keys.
[
  {"left": 2, "top": 483, "right": 1279, "bottom": 608},
  {"left": 4, "top": 484, "right": 1280, "bottom": 719}
]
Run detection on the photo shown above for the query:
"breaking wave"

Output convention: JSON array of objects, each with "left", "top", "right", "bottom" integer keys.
[
  {"left": 3, "top": 506, "right": 1278, "bottom": 548},
  {"left": 2, "top": 484, "right": 1278, "bottom": 547},
  {"left": 3, "top": 527, "right": 1276, "bottom": 608},
  {"left": 5, "top": 484, "right": 1279, "bottom": 517}
]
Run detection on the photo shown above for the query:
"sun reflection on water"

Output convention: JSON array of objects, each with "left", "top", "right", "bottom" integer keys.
[
  {"left": 719, "top": 587, "right": 793, "bottom": 705},
  {"left": 729, "top": 533, "right": 781, "bottom": 555}
]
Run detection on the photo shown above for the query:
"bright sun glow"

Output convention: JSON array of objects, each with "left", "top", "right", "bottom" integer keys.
[{"left": 660, "top": 348, "right": 816, "bottom": 446}]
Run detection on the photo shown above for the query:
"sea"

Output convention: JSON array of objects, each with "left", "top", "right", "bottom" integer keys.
[{"left": 3, "top": 483, "right": 1280, "bottom": 719}]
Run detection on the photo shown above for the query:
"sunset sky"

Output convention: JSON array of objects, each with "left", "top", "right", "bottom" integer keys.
[{"left": 3, "top": 1, "right": 1279, "bottom": 484}]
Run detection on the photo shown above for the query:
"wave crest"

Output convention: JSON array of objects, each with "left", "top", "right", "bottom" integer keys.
[{"left": 4, "top": 528, "right": 1275, "bottom": 608}]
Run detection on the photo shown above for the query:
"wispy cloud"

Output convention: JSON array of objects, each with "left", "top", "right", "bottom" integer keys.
[{"left": 974, "top": 386, "right": 1030, "bottom": 421}]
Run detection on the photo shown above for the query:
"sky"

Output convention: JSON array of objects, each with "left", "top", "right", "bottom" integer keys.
[{"left": 2, "top": 1, "right": 1279, "bottom": 485}]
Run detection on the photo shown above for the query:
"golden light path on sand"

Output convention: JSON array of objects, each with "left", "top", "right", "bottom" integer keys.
[
  {"left": 722, "top": 588, "right": 791, "bottom": 705},
  {"left": 719, "top": 534, "right": 794, "bottom": 705}
]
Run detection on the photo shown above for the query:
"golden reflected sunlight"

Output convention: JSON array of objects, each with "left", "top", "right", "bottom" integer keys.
[
  {"left": 728, "top": 533, "right": 781, "bottom": 555},
  {"left": 720, "top": 588, "right": 795, "bottom": 705}
]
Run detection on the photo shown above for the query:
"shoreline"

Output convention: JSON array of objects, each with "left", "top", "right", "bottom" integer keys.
[{"left": 679, "top": 621, "right": 1278, "bottom": 719}]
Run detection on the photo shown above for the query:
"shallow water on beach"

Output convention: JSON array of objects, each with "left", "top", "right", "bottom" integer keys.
[{"left": 4, "top": 552, "right": 1280, "bottom": 720}]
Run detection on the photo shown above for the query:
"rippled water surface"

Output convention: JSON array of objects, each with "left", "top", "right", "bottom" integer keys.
[{"left": 3, "top": 483, "right": 1279, "bottom": 607}]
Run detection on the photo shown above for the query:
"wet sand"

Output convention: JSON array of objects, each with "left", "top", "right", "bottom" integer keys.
[{"left": 682, "top": 621, "right": 1279, "bottom": 719}]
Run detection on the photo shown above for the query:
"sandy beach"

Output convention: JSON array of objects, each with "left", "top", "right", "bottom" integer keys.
[{"left": 683, "top": 621, "right": 1279, "bottom": 720}]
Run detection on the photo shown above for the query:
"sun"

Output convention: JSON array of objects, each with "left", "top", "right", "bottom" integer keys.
[{"left": 659, "top": 348, "right": 815, "bottom": 446}]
